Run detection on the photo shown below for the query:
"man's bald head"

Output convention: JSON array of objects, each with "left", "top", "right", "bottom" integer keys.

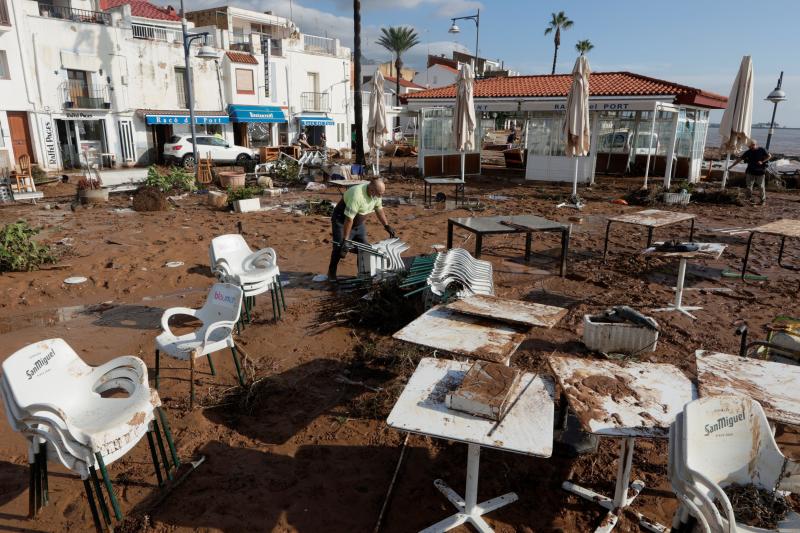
[{"left": 367, "top": 178, "right": 385, "bottom": 198}]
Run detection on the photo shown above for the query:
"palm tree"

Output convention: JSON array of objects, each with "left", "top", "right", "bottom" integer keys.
[
  {"left": 575, "top": 39, "right": 594, "bottom": 55},
  {"left": 353, "top": 0, "right": 365, "bottom": 165},
  {"left": 376, "top": 26, "right": 420, "bottom": 107},
  {"left": 544, "top": 11, "right": 573, "bottom": 75}
]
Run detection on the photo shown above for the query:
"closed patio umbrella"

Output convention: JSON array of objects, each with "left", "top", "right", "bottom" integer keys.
[
  {"left": 561, "top": 54, "right": 591, "bottom": 208},
  {"left": 452, "top": 63, "right": 476, "bottom": 182},
  {"left": 719, "top": 56, "right": 753, "bottom": 189},
  {"left": 367, "top": 69, "right": 389, "bottom": 176}
]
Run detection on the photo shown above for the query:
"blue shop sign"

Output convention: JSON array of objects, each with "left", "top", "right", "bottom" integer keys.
[{"left": 229, "top": 105, "right": 287, "bottom": 123}]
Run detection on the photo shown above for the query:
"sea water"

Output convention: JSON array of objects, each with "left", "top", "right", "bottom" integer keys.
[{"left": 707, "top": 127, "right": 800, "bottom": 156}]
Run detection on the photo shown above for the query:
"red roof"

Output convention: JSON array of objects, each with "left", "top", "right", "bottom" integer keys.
[
  {"left": 226, "top": 51, "right": 258, "bottom": 65},
  {"left": 404, "top": 71, "right": 728, "bottom": 109},
  {"left": 384, "top": 76, "right": 426, "bottom": 90},
  {"left": 101, "top": 0, "right": 180, "bottom": 21}
]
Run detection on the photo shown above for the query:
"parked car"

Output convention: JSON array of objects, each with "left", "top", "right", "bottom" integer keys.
[
  {"left": 163, "top": 135, "right": 257, "bottom": 167},
  {"left": 597, "top": 130, "right": 659, "bottom": 155}
]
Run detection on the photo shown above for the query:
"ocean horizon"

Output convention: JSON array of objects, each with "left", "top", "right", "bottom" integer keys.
[{"left": 706, "top": 127, "right": 800, "bottom": 156}]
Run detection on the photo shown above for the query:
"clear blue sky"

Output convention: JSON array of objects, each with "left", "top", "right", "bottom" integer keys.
[{"left": 183, "top": 0, "right": 800, "bottom": 126}]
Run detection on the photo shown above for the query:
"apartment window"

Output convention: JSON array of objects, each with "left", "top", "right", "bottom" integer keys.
[
  {"left": 235, "top": 68, "right": 254, "bottom": 95},
  {"left": 175, "top": 67, "right": 187, "bottom": 108},
  {"left": 0, "top": 51, "right": 9, "bottom": 80},
  {"left": 0, "top": 0, "right": 10, "bottom": 25}
]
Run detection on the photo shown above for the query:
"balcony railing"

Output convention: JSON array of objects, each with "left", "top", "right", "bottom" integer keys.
[
  {"left": 303, "top": 34, "right": 336, "bottom": 55},
  {"left": 360, "top": 91, "right": 397, "bottom": 108},
  {"left": 301, "top": 92, "right": 330, "bottom": 112},
  {"left": 132, "top": 23, "right": 180, "bottom": 43},
  {"left": 61, "top": 81, "right": 111, "bottom": 110},
  {"left": 38, "top": 3, "right": 110, "bottom": 25},
  {"left": 229, "top": 32, "right": 252, "bottom": 52}
]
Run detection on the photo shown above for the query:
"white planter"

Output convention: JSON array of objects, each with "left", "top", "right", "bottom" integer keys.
[
  {"left": 233, "top": 198, "right": 261, "bottom": 213},
  {"left": 663, "top": 191, "right": 691, "bottom": 206},
  {"left": 583, "top": 314, "right": 659, "bottom": 354}
]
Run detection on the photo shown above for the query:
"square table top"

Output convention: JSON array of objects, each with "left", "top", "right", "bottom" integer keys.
[
  {"left": 608, "top": 209, "right": 696, "bottom": 228},
  {"left": 393, "top": 306, "right": 528, "bottom": 364},
  {"left": 329, "top": 179, "right": 369, "bottom": 187},
  {"left": 548, "top": 355, "right": 697, "bottom": 437},
  {"left": 752, "top": 219, "right": 800, "bottom": 239},
  {"left": 424, "top": 177, "right": 465, "bottom": 185},
  {"left": 387, "top": 357, "right": 555, "bottom": 457},
  {"left": 643, "top": 242, "right": 726, "bottom": 260},
  {"left": 695, "top": 350, "right": 800, "bottom": 426},
  {"left": 444, "top": 294, "right": 567, "bottom": 329},
  {"left": 449, "top": 215, "right": 568, "bottom": 234}
]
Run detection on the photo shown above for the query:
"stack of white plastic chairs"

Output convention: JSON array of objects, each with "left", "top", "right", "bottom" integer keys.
[
  {"left": 210, "top": 234, "right": 286, "bottom": 322},
  {"left": 428, "top": 248, "right": 494, "bottom": 297},
  {"left": 669, "top": 395, "right": 800, "bottom": 532},
  {"left": 355, "top": 238, "right": 409, "bottom": 277},
  {"left": 0, "top": 338, "right": 180, "bottom": 532}
]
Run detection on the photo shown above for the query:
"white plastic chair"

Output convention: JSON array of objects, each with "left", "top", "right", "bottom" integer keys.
[
  {"left": 676, "top": 395, "right": 800, "bottom": 532},
  {"left": 155, "top": 283, "right": 245, "bottom": 407},
  {"left": 209, "top": 234, "right": 286, "bottom": 322},
  {"left": 1, "top": 339, "right": 180, "bottom": 531}
]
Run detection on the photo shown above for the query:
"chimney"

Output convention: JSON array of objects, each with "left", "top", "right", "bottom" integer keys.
[{"left": 166, "top": 5, "right": 175, "bottom": 13}]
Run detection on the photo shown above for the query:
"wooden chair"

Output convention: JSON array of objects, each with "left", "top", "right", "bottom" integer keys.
[
  {"left": 15, "top": 154, "right": 35, "bottom": 193},
  {"left": 197, "top": 152, "right": 213, "bottom": 185}
]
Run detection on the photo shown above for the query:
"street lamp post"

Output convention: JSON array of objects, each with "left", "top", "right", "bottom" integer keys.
[
  {"left": 764, "top": 71, "right": 786, "bottom": 152},
  {"left": 448, "top": 10, "right": 480, "bottom": 75},
  {"left": 180, "top": 0, "right": 221, "bottom": 179}
]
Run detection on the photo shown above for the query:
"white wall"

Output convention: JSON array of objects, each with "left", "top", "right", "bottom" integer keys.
[{"left": 413, "top": 64, "right": 457, "bottom": 89}]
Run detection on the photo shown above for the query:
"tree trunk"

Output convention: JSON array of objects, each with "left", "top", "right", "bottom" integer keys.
[
  {"left": 395, "top": 56, "right": 402, "bottom": 107},
  {"left": 551, "top": 29, "right": 560, "bottom": 75},
  {"left": 353, "top": 0, "right": 366, "bottom": 165}
]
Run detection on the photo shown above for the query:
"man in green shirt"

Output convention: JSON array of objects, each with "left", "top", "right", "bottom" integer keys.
[{"left": 327, "top": 178, "right": 396, "bottom": 281}]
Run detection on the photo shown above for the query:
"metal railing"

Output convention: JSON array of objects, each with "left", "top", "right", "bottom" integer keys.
[
  {"left": 303, "top": 34, "right": 336, "bottom": 55},
  {"left": 300, "top": 92, "right": 330, "bottom": 112},
  {"left": 360, "top": 91, "right": 397, "bottom": 108},
  {"left": 61, "top": 81, "right": 111, "bottom": 110},
  {"left": 229, "top": 32, "right": 252, "bottom": 52},
  {"left": 131, "top": 23, "right": 180, "bottom": 42},
  {"left": 0, "top": 0, "right": 10, "bottom": 25},
  {"left": 38, "top": 3, "right": 110, "bottom": 25}
]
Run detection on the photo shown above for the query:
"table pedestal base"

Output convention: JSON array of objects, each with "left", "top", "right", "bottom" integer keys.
[
  {"left": 652, "top": 258, "right": 702, "bottom": 320},
  {"left": 562, "top": 438, "right": 666, "bottom": 533},
  {"left": 420, "top": 444, "right": 517, "bottom": 533}
]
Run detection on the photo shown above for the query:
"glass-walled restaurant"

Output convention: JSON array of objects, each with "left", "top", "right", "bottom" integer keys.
[{"left": 405, "top": 72, "right": 726, "bottom": 186}]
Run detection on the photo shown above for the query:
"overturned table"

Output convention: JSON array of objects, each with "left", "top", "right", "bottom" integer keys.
[
  {"left": 447, "top": 215, "right": 571, "bottom": 276},
  {"left": 548, "top": 355, "right": 696, "bottom": 532},
  {"left": 696, "top": 350, "right": 800, "bottom": 426},
  {"left": 387, "top": 357, "right": 555, "bottom": 533},
  {"left": 741, "top": 218, "right": 800, "bottom": 280},
  {"left": 603, "top": 209, "right": 696, "bottom": 261}
]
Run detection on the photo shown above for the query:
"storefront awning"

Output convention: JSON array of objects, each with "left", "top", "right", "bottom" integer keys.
[
  {"left": 144, "top": 112, "right": 230, "bottom": 125},
  {"left": 298, "top": 116, "right": 334, "bottom": 126},
  {"left": 229, "top": 105, "right": 287, "bottom": 123}
]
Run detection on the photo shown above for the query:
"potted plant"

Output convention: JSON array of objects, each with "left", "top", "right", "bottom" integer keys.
[
  {"left": 77, "top": 176, "right": 108, "bottom": 204},
  {"left": 227, "top": 186, "right": 262, "bottom": 213}
]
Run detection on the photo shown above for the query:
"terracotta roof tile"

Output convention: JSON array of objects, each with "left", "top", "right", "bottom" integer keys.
[
  {"left": 404, "top": 71, "right": 727, "bottom": 109},
  {"left": 384, "top": 76, "right": 426, "bottom": 90},
  {"left": 226, "top": 51, "right": 258, "bottom": 65},
  {"left": 101, "top": 0, "right": 180, "bottom": 21}
]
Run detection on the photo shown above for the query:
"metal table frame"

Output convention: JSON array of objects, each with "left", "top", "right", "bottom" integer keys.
[
  {"left": 603, "top": 212, "right": 696, "bottom": 262},
  {"left": 424, "top": 177, "right": 466, "bottom": 207},
  {"left": 741, "top": 220, "right": 799, "bottom": 279},
  {"left": 447, "top": 216, "right": 571, "bottom": 277}
]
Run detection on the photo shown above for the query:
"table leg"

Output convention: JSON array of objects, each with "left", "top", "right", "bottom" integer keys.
[
  {"left": 560, "top": 227, "right": 570, "bottom": 277},
  {"left": 475, "top": 234, "right": 482, "bottom": 258},
  {"left": 688, "top": 218, "right": 695, "bottom": 242},
  {"left": 447, "top": 221, "right": 453, "bottom": 250},
  {"left": 562, "top": 438, "right": 658, "bottom": 533},
  {"left": 646, "top": 227, "right": 654, "bottom": 248},
  {"left": 524, "top": 232, "right": 532, "bottom": 261},
  {"left": 741, "top": 231, "right": 756, "bottom": 280},
  {"left": 778, "top": 236, "right": 786, "bottom": 265},
  {"left": 422, "top": 444, "right": 518, "bottom": 533},
  {"left": 652, "top": 258, "right": 702, "bottom": 319},
  {"left": 602, "top": 221, "right": 613, "bottom": 262}
]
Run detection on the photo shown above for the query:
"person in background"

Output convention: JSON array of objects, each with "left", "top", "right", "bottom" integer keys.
[
  {"left": 319, "top": 131, "right": 327, "bottom": 148},
  {"left": 296, "top": 129, "right": 312, "bottom": 150},
  {"left": 326, "top": 178, "right": 396, "bottom": 282},
  {"left": 506, "top": 129, "right": 518, "bottom": 148},
  {"left": 729, "top": 140, "right": 771, "bottom": 205}
]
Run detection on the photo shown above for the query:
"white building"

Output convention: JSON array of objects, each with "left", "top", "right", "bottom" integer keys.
[
  {"left": 413, "top": 53, "right": 518, "bottom": 90},
  {"left": 0, "top": 0, "right": 352, "bottom": 173}
]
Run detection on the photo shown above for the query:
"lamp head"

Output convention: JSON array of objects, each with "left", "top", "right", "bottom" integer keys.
[
  {"left": 448, "top": 22, "right": 460, "bottom": 34},
  {"left": 196, "top": 45, "right": 221, "bottom": 59},
  {"left": 766, "top": 88, "right": 787, "bottom": 104}
]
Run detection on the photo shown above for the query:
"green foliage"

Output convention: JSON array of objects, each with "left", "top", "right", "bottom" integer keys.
[
  {"left": 666, "top": 180, "right": 695, "bottom": 193},
  {"left": 31, "top": 165, "right": 47, "bottom": 182},
  {"left": 0, "top": 221, "right": 55, "bottom": 272},
  {"left": 575, "top": 39, "right": 594, "bottom": 54},
  {"left": 144, "top": 166, "right": 197, "bottom": 193},
  {"left": 226, "top": 186, "right": 263, "bottom": 207},
  {"left": 271, "top": 158, "right": 301, "bottom": 185},
  {"left": 376, "top": 26, "right": 420, "bottom": 55}
]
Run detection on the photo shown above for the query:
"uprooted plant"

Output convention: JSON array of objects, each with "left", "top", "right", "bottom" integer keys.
[
  {"left": 0, "top": 221, "right": 56, "bottom": 272},
  {"left": 144, "top": 166, "right": 197, "bottom": 193}
]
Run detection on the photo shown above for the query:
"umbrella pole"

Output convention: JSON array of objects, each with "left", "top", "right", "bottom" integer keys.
[
  {"left": 721, "top": 153, "right": 730, "bottom": 189},
  {"left": 461, "top": 151, "right": 465, "bottom": 181},
  {"left": 572, "top": 157, "right": 579, "bottom": 197}
]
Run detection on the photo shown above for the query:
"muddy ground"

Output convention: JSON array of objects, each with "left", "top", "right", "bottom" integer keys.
[{"left": 0, "top": 165, "right": 798, "bottom": 532}]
